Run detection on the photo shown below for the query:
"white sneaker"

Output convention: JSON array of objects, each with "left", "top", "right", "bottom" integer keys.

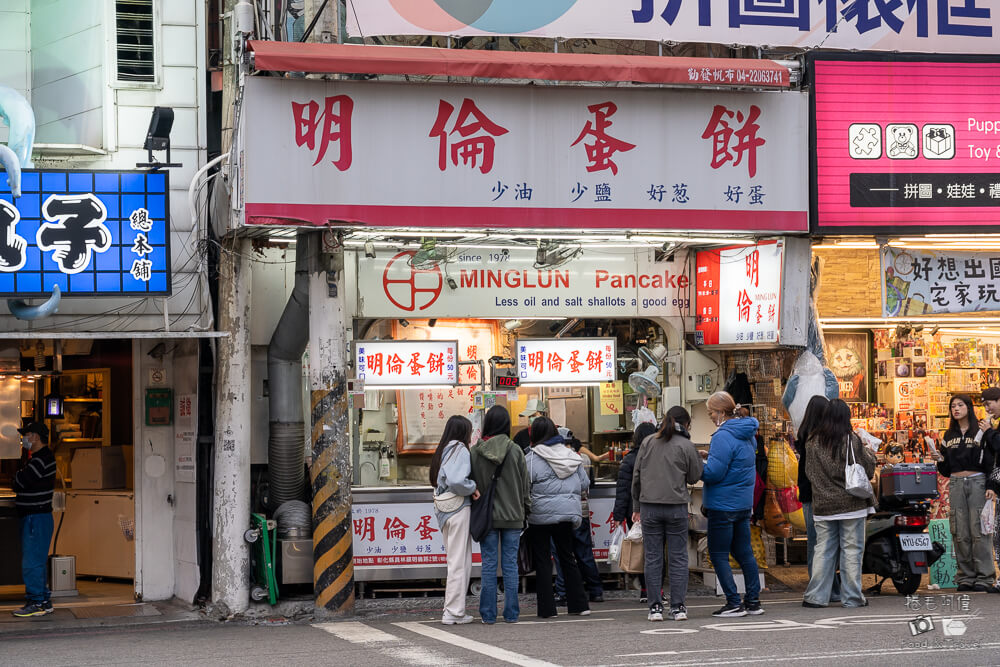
[
  {"left": 648, "top": 603, "right": 664, "bottom": 622},
  {"left": 572, "top": 609, "right": 591, "bottom": 616},
  {"left": 668, "top": 605, "right": 688, "bottom": 621},
  {"left": 442, "top": 614, "right": 474, "bottom": 625}
]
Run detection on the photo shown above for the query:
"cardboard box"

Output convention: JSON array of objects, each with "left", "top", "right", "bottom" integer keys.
[{"left": 71, "top": 447, "right": 126, "bottom": 489}]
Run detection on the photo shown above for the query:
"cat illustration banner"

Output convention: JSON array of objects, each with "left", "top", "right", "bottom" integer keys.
[{"left": 826, "top": 332, "right": 869, "bottom": 403}]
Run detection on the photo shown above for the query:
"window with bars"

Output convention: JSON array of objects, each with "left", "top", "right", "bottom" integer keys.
[{"left": 116, "top": 0, "right": 156, "bottom": 83}]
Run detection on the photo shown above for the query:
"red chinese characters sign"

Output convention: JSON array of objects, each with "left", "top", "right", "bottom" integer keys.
[
  {"left": 244, "top": 79, "right": 807, "bottom": 231},
  {"left": 517, "top": 338, "right": 616, "bottom": 384},
  {"left": 355, "top": 340, "right": 458, "bottom": 386},
  {"left": 695, "top": 241, "right": 783, "bottom": 346}
]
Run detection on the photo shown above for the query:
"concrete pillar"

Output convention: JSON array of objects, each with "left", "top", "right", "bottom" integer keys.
[
  {"left": 307, "top": 239, "right": 355, "bottom": 615},
  {"left": 211, "top": 236, "right": 253, "bottom": 615}
]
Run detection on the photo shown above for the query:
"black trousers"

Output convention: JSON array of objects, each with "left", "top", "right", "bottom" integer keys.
[{"left": 528, "top": 522, "right": 589, "bottom": 617}]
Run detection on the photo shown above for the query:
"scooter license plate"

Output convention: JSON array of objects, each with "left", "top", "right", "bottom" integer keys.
[{"left": 899, "top": 533, "right": 931, "bottom": 551}]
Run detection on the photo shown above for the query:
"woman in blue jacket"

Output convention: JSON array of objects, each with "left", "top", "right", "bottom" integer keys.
[{"left": 702, "top": 391, "right": 764, "bottom": 618}]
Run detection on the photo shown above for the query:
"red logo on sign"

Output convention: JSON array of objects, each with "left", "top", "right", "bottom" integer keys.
[{"left": 382, "top": 251, "right": 443, "bottom": 312}]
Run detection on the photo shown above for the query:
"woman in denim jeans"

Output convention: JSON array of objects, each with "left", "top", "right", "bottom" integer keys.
[
  {"left": 802, "top": 399, "right": 876, "bottom": 609},
  {"left": 701, "top": 391, "right": 764, "bottom": 618},
  {"left": 470, "top": 406, "right": 531, "bottom": 624},
  {"left": 792, "top": 395, "right": 840, "bottom": 602}
]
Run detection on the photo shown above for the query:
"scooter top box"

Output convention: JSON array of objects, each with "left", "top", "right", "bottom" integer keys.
[{"left": 879, "top": 463, "right": 939, "bottom": 506}]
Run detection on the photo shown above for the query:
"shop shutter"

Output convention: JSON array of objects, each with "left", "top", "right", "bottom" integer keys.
[{"left": 115, "top": 0, "right": 156, "bottom": 83}]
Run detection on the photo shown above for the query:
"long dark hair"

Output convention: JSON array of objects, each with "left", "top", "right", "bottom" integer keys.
[
  {"left": 482, "top": 405, "right": 511, "bottom": 439},
  {"left": 797, "top": 395, "right": 830, "bottom": 445},
  {"left": 429, "top": 415, "right": 473, "bottom": 486},
  {"left": 529, "top": 416, "right": 558, "bottom": 445},
  {"left": 633, "top": 422, "right": 657, "bottom": 450},
  {"left": 667, "top": 405, "right": 691, "bottom": 430},
  {"left": 812, "top": 398, "right": 854, "bottom": 458},
  {"left": 945, "top": 394, "right": 978, "bottom": 439},
  {"left": 653, "top": 413, "right": 677, "bottom": 441}
]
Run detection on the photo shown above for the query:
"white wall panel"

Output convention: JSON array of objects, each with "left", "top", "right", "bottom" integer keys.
[{"left": 161, "top": 25, "right": 198, "bottom": 67}]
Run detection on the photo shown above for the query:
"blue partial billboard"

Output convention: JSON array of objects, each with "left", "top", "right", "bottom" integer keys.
[{"left": 0, "top": 170, "right": 171, "bottom": 297}]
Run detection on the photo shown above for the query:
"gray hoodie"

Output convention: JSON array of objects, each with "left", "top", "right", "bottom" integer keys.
[
  {"left": 526, "top": 441, "right": 588, "bottom": 527},
  {"left": 433, "top": 441, "right": 477, "bottom": 529}
]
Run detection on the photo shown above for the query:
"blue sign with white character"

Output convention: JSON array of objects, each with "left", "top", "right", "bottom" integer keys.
[{"left": 0, "top": 170, "right": 170, "bottom": 296}]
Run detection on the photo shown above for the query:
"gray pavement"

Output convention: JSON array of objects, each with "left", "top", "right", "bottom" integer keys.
[{"left": 2, "top": 587, "right": 999, "bottom": 667}]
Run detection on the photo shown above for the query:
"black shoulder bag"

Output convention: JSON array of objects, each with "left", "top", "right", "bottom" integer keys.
[{"left": 469, "top": 446, "right": 511, "bottom": 543}]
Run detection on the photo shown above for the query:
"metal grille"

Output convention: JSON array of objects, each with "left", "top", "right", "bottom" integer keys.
[
  {"left": 722, "top": 350, "right": 795, "bottom": 445},
  {"left": 116, "top": 0, "right": 155, "bottom": 83}
]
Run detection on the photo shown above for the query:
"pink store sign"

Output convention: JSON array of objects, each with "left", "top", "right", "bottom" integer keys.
[{"left": 811, "top": 55, "right": 1000, "bottom": 234}]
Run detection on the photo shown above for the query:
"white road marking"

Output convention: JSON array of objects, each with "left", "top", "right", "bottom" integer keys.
[
  {"left": 314, "top": 621, "right": 463, "bottom": 665},
  {"left": 617, "top": 648, "right": 746, "bottom": 657},
  {"left": 608, "top": 641, "right": 1000, "bottom": 666},
  {"left": 395, "top": 621, "right": 562, "bottom": 667},
  {"left": 314, "top": 621, "right": 401, "bottom": 644}
]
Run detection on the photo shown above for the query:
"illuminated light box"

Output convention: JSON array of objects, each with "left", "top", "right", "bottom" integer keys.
[
  {"left": 517, "top": 337, "right": 616, "bottom": 384},
  {"left": 354, "top": 340, "right": 458, "bottom": 387},
  {"left": 0, "top": 170, "right": 171, "bottom": 296}
]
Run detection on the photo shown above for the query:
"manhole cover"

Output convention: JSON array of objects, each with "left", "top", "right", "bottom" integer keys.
[{"left": 70, "top": 605, "right": 161, "bottom": 619}]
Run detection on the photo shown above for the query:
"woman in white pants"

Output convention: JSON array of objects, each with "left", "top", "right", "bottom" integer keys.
[{"left": 430, "top": 415, "right": 480, "bottom": 624}]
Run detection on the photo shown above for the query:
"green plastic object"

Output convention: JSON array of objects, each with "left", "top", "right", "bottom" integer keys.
[{"left": 249, "top": 513, "right": 279, "bottom": 604}]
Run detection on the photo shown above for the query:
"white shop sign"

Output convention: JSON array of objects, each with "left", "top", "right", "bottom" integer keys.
[
  {"left": 355, "top": 340, "right": 458, "bottom": 386},
  {"left": 355, "top": 247, "right": 691, "bottom": 319},
  {"left": 517, "top": 338, "right": 616, "bottom": 385},
  {"left": 695, "top": 241, "right": 784, "bottom": 346},
  {"left": 351, "top": 495, "right": 616, "bottom": 570},
  {"left": 243, "top": 78, "right": 808, "bottom": 232}
]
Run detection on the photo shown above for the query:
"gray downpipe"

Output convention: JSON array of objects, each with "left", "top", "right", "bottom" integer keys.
[{"left": 267, "top": 231, "right": 314, "bottom": 508}]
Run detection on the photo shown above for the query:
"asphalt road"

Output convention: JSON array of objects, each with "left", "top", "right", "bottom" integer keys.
[{"left": 2, "top": 591, "right": 999, "bottom": 667}]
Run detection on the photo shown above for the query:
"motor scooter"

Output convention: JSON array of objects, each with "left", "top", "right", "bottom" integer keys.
[{"left": 863, "top": 465, "right": 945, "bottom": 596}]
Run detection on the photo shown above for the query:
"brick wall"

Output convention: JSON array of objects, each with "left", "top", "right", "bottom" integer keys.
[{"left": 813, "top": 248, "right": 882, "bottom": 318}]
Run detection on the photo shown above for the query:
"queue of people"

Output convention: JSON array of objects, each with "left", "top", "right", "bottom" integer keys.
[{"left": 431, "top": 388, "right": 1000, "bottom": 626}]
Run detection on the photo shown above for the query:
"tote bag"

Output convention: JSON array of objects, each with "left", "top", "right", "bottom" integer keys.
[{"left": 845, "top": 436, "right": 873, "bottom": 499}]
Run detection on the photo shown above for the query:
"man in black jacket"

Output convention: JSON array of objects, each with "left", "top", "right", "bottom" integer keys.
[{"left": 12, "top": 422, "right": 56, "bottom": 617}]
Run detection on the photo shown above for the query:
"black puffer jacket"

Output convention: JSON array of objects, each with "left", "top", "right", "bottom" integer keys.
[{"left": 613, "top": 448, "right": 638, "bottom": 522}]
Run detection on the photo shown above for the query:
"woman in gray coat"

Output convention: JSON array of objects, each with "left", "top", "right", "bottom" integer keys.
[{"left": 525, "top": 417, "right": 590, "bottom": 619}]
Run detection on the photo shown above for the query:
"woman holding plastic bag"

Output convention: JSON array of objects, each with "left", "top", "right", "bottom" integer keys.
[
  {"left": 632, "top": 411, "right": 703, "bottom": 622},
  {"left": 935, "top": 394, "right": 997, "bottom": 592},
  {"left": 802, "top": 399, "right": 876, "bottom": 609}
]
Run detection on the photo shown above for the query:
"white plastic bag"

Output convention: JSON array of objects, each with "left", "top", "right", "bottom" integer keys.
[
  {"left": 845, "top": 437, "right": 873, "bottom": 499},
  {"left": 607, "top": 524, "right": 626, "bottom": 562},
  {"left": 625, "top": 521, "right": 643, "bottom": 542},
  {"left": 982, "top": 501, "right": 997, "bottom": 536}
]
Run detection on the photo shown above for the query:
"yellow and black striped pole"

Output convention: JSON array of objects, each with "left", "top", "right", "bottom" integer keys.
[
  {"left": 307, "top": 245, "right": 354, "bottom": 615},
  {"left": 310, "top": 383, "right": 354, "bottom": 613}
]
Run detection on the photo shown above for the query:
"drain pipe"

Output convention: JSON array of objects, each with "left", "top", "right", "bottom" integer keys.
[{"left": 267, "top": 231, "right": 314, "bottom": 508}]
